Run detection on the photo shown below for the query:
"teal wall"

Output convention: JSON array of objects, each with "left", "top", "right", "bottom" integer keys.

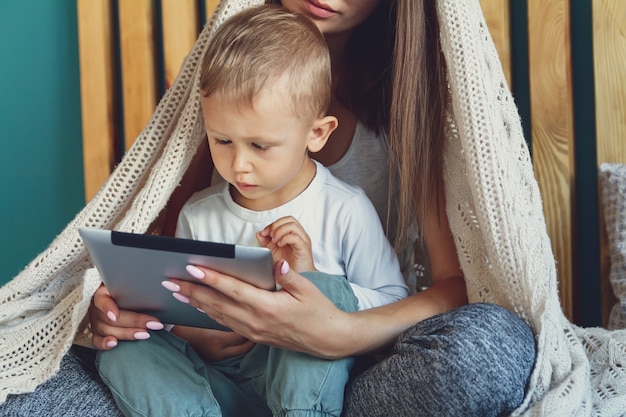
[{"left": 0, "top": 1, "right": 84, "bottom": 285}]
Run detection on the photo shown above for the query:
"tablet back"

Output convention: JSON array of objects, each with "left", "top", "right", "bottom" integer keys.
[{"left": 79, "top": 227, "right": 275, "bottom": 330}]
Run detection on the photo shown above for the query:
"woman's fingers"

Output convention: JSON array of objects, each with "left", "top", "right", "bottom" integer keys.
[
  {"left": 178, "top": 260, "right": 310, "bottom": 307},
  {"left": 89, "top": 284, "right": 163, "bottom": 350},
  {"left": 168, "top": 260, "right": 337, "bottom": 353},
  {"left": 174, "top": 269, "right": 264, "bottom": 331},
  {"left": 91, "top": 284, "right": 119, "bottom": 323}
]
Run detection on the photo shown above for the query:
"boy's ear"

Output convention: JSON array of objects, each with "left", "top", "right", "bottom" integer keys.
[{"left": 307, "top": 115, "right": 338, "bottom": 153}]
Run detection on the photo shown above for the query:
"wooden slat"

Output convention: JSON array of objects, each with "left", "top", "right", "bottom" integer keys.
[
  {"left": 77, "top": 0, "right": 116, "bottom": 202},
  {"left": 205, "top": 0, "right": 220, "bottom": 22},
  {"left": 593, "top": 0, "right": 626, "bottom": 327},
  {"left": 118, "top": 0, "right": 158, "bottom": 150},
  {"left": 161, "top": 0, "right": 199, "bottom": 89},
  {"left": 479, "top": 0, "right": 512, "bottom": 87},
  {"left": 528, "top": 0, "right": 576, "bottom": 320}
]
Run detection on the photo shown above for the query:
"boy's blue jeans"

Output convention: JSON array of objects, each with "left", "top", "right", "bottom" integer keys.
[{"left": 95, "top": 273, "right": 359, "bottom": 417}]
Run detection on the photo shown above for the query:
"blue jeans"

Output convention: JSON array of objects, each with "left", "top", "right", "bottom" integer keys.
[
  {"left": 0, "top": 299, "right": 535, "bottom": 417},
  {"left": 95, "top": 273, "right": 358, "bottom": 417},
  {"left": 343, "top": 303, "right": 536, "bottom": 417}
]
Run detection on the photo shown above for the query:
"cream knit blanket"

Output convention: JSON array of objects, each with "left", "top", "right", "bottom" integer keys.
[{"left": 2, "top": 0, "right": 626, "bottom": 415}]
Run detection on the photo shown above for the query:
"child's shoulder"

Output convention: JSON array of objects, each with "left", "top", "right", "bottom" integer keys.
[
  {"left": 316, "top": 162, "right": 368, "bottom": 200},
  {"left": 183, "top": 181, "right": 229, "bottom": 209}
]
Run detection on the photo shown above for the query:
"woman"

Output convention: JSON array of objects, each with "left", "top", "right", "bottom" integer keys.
[
  {"left": 1, "top": 0, "right": 545, "bottom": 416},
  {"left": 89, "top": 1, "right": 535, "bottom": 416}
]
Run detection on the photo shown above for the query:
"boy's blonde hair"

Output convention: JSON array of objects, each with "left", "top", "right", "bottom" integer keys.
[{"left": 199, "top": 4, "right": 331, "bottom": 120}]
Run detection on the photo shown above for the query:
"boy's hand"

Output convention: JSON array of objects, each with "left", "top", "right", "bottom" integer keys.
[
  {"left": 172, "top": 326, "right": 255, "bottom": 362},
  {"left": 256, "top": 216, "right": 316, "bottom": 273}
]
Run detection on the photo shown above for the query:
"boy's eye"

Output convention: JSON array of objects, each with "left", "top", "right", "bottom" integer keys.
[
  {"left": 252, "top": 143, "right": 270, "bottom": 151},
  {"left": 214, "top": 138, "right": 231, "bottom": 145}
]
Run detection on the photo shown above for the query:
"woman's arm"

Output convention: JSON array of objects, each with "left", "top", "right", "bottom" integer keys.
[
  {"left": 171, "top": 260, "right": 465, "bottom": 359},
  {"left": 169, "top": 186, "right": 467, "bottom": 359},
  {"left": 354, "top": 178, "right": 468, "bottom": 353}
]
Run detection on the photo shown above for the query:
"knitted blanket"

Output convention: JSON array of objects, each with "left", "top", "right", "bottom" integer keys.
[{"left": 2, "top": 0, "right": 626, "bottom": 415}]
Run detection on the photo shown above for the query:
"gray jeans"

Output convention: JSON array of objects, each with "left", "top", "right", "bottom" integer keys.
[
  {"left": 0, "top": 345, "right": 124, "bottom": 417},
  {"left": 343, "top": 303, "right": 536, "bottom": 417},
  {"left": 1, "top": 303, "right": 534, "bottom": 417}
]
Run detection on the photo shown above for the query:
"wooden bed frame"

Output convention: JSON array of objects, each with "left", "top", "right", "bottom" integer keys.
[{"left": 76, "top": 0, "right": 626, "bottom": 327}]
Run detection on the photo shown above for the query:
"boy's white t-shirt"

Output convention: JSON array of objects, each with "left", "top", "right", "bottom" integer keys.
[
  {"left": 325, "top": 121, "right": 420, "bottom": 293},
  {"left": 176, "top": 160, "right": 408, "bottom": 310}
]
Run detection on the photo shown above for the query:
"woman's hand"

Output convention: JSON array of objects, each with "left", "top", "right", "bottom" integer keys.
[
  {"left": 256, "top": 216, "right": 316, "bottom": 273},
  {"left": 89, "top": 284, "right": 164, "bottom": 350},
  {"left": 167, "top": 261, "right": 352, "bottom": 359},
  {"left": 164, "top": 257, "right": 467, "bottom": 360}
]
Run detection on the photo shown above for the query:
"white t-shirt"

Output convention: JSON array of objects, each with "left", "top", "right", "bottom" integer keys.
[
  {"left": 177, "top": 160, "right": 408, "bottom": 310},
  {"left": 325, "top": 121, "right": 393, "bottom": 235},
  {"left": 325, "top": 122, "right": 420, "bottom": 292}
]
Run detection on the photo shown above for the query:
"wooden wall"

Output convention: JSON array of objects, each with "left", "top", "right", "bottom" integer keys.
[
  {"left": 77, "top": 0, "right": 626, "bottom": 326},
  {"left": 77, "top": 0, "right": 219, "bottom": 200},
  {"left": 480, "top": 0, "right": 576, "bottom": 321},
  {"left": 480, "top": 0, "right": 626, "bottom": 325},
  {"left": 593, "top": 0, "right": 626, "bottom": 325}
]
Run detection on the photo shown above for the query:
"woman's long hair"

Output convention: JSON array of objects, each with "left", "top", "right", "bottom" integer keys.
[
  {"left": 391, "top": 0, "right": 448, "bottom": 247},
  {"left": 338, "top": 1, "right": 449, "bottom": 248},
  {"left": 271, "top": 0, "right": 449, "bottom": 248}
]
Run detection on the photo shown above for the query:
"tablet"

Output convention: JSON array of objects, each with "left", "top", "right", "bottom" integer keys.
[{"left": 79, "top": 227, "right": 275, "bottom": 330}]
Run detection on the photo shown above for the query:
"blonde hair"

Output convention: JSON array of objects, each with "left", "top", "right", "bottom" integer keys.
[{"left": 200, "top": 4, "right": 331, "bottom": 120}]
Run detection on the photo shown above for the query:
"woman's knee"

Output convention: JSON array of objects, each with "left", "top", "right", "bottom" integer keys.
[
  {"left": 399, "top": 303, "right": 535, "bottom": 415},
  {"left": 344, "top": 303, "right": 536, "bottom": 417},
  {"left": 444, "top": 303, "right": 536, "bottom": 375},
  {"left": 399, "top": 303, "right": 534, "bottom": 357},
  {"left": 0, "top": 347, "right": 124, "bottom": 417}
]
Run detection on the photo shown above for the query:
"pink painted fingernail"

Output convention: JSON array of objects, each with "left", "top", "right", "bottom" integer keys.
[
  {"left": 106, "top": 340, "right": 118, "bottom": 348},
  {"left": 134, "top": 331, "right": 150, "bottom": 340},
  {"left": 186, "top": 265, "right": 205, "bottom": 279},
  {"left": 107, "top": 311, "right": 117, "bottom": 322},
  {"left": 146, "top": 321, "right": 164, "bottom": 331},
  {"left": 173, "top": 292, "right": 190, "bottom": 304},
  {"left": 161, "top": 280, "right": 180, "bottom": 292},
  {"left": 197, "top": 307, "right": 205, "bottom": 313},
  {"left": 280, "top": 260, "right": 290, "bottom": 275}
]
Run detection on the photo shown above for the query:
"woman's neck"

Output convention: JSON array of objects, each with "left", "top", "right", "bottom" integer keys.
[
  {"left": 312, "top": 31, "right": 357, "bottom": 167},
  {"left": 325, "top": 31, "right": 351, "bottom": 85}
]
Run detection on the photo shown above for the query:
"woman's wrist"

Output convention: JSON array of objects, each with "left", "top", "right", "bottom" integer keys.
[
  {"left": 332, "top": 277, "right": 468, "bottom": 358},
  {"left": 311, "top": 307, "right": 406, "bottom": 359}
]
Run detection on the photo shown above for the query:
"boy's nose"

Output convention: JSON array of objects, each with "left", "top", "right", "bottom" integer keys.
[{"left": 232, "top": 150, "right": 251, "bottom": 172}]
